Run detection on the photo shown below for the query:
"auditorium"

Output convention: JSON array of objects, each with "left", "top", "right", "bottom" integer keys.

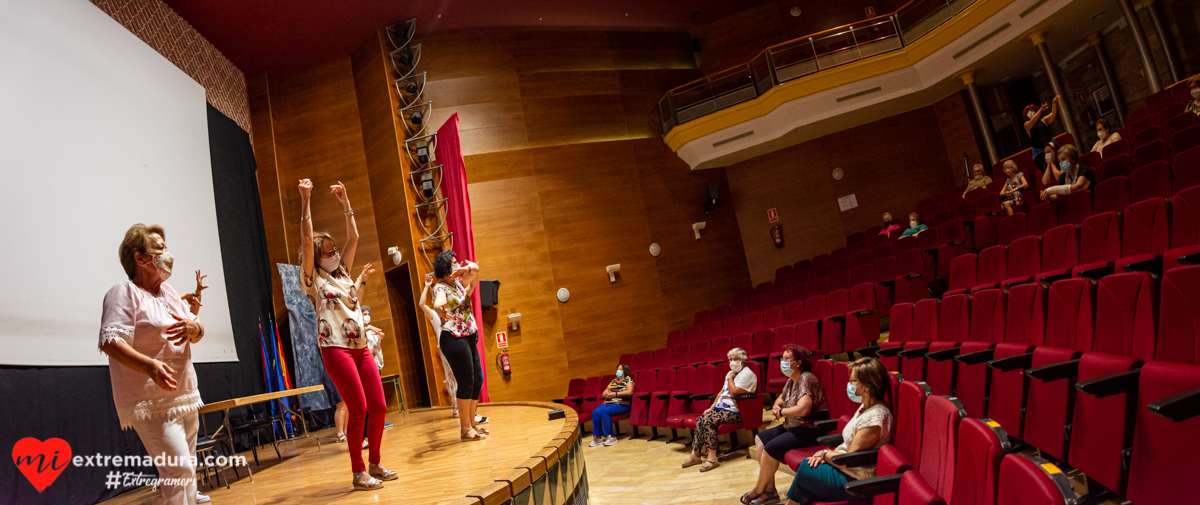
[{"left": 3, "top": 0, "right": 1200, "bottom": 504}]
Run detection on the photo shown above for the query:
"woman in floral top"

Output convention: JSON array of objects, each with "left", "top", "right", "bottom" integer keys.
[
  {"left": 743, "top": 345, "right": 826, "bottom": 505},
  {"left": 999, "top": 160, "right": 1029, "bottom": 216},
  {"left": 298, "top": 178, "right": 395, "bottom": 491},
  {"left": 432, "top": 250, "right": 486, "bottom": 440}
]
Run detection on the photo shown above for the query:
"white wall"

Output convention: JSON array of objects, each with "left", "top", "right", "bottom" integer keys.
[{"left": 0, "top": 0, "right": 239, "bottom": 365}]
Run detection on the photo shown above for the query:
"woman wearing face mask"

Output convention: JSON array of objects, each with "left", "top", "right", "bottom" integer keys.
[
  {"left": 1039, "top": 144, "right": 1096, "bottom": 202},
  {"left": 962, "top": 164, "right": 992, "bottom": 198},
  {"left": 742, "top": 345, "right": 825, "bottom": 505},
  {"left": 431, "top": 250, "right": 486, "bottom": 440},
  {"left": 297, "top": 178, "right": 395, "bottom": 491},
  {"left": 418, "top": 275, "right": 460, "bottom": 419},
  {"left": 1023, "top": 95, "right": 1060, "bottom": 171},
  {"left": 879, "top": 213, "right": 899, "bottom": 236},
  {"left": 999, "top": 160, "right": 1029, "bottom": 216},
  {"left": 682, "top": 347, "right": 758, "bottom": 472},
  {"left": 359, "top": 306, "right": 392, "bottom": 448},
  {"left": 589, "top": 364, "right": 635, "bottom": 447},
  {"left": 1090, "top": 118, "right": 1122, "bottom": 156},
  {"left": 899, "top": 212, "right": 927, "bottom": 237},
  {"left": 99, "top": 224, "right": 206, "bottom": 505},
  {"left": 1186, "top": 77, "right": 1200, "bottom": 116},
  {"left": 782, "top": 357, "right": 892, "bottom": 505}
]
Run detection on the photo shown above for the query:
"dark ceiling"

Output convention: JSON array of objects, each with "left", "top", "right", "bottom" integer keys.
[{"left": 163, "top": 0, "right": 777, "bottom": 75}]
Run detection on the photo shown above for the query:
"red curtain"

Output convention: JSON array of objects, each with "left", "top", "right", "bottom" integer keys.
[{"left": 434, "top": 113, "right": 489, "bottom": 402}]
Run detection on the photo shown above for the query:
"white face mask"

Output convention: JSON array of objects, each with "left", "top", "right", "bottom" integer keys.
[
  {"left": 1027, "top": 111, "right": 1036, "bottom": 119},
  {"left": 847, "top": 383, "right": 863, "bottom": 403},
  {"left": 319, "top": 251, "right": 341, "bottom": 273},
  {"left": 363, "top": 314, "right": 371, "bottom": 325},
  {"left": 730, "top": 360, "right": 744, "bottom": 373},
  {"left": 1192, "top": 87, "right": 1200, "bottom": 99},
  {"left": 910, "top": 220, "right": 919, "bottom": 229},
  {"left": 148, "top": 251, "right": 173, "bottom": 281},
  {"left": 1097, "top": 130, "right": 1107, "bottom": 140},
  {"left": 780, "top": 361, "right": 794, "bottom": 377}
]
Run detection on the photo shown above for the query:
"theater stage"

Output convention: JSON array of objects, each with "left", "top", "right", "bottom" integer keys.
[{"left": 104, "top": 402, "right": 584, "bottom": 505}]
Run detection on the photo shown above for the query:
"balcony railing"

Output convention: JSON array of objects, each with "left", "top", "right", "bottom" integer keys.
[{"left": 659, "top": 0, "right": 976, "bottom": 135}]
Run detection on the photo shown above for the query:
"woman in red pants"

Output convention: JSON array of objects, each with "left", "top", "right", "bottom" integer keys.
[{"left": 297, "top": 178, "right": 396, "bottom": 491}]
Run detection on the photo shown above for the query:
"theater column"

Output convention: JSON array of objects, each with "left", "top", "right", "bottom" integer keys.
[
  {"left": 1141, "top": 0, "right": 1182, "bottom": 84},
  {"left": 1026, "top": 29, "right": 1080, "bottom": 146},
  {"left": 1117, "top": 0, "right": 1163, "bottom": 93},
  {"left": 1087, "top": 31, "right": 1128, "bottom": 126},
  {"left": 959, "top": 70, "right": 999, "bottom": 167}
]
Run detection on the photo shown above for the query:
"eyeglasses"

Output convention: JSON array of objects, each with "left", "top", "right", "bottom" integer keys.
[{"left": 321, "top": 246, "right": 339, "bottom": 258}]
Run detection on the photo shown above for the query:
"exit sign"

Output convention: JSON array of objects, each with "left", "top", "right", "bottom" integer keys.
[
  {"left": 767, "top": 208, "right": 779, "bottom": 223},
  {"left": 496, "top": 331, "right": 508, "bottom": 349}
]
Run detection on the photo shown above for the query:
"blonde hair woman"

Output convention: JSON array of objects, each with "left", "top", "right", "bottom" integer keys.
[{"left": 681, "top": 347, "right": 757, "bottom": 472}]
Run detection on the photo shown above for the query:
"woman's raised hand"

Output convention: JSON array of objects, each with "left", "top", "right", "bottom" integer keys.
[
  {"left": 331, "top": 180, "right": 350, "bottom": 207},
  {"left": 358, "top": 262, "right": 376, "bottom": 285},
  {"left": 298, "top": 179, "right": 313, "bottom": 200},
  {"left": 424, "top": 275, "right": 434, "bottom": 287}
]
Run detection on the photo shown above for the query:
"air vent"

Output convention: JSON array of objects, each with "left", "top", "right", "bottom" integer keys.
[
  {"left": 713, "top": 130, "right": 754, "bottom": 147},
  {"left": 953, "top": 23, "right": 1011, "bottom": 59},
  {"left": 1019, "top": 0, "right": 1049, "bottom": 18},
  {"left": 836, "top": 86, "right": 882, "bottom": 103}
]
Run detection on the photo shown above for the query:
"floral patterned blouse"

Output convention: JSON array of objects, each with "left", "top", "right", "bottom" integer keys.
[
  {"left": 434, "top": 280, "right": 476, "bottom": 337},
  {"left": 305, "top": 267, "right": 366, "bottom": 350},
  {"left": 780, "top": 371, "right": 826, "bottom": 429},
  {"left": 1002, "top": 173, "right": 1026, "bottom": 207}
]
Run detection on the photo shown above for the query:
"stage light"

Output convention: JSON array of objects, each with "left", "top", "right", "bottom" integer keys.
[
  {"left": 386, "top": 18, "right": 417, "bottom": 50},
  {"left": 421, "top": 172, "right": 434, "bottom": 197},
  {"left": 417, "top": 146, "right": 430, "bottom": 164},
  {"left": 390, "top": 44, "right": 422, "bottom": 74},
  {"left": 405, "top": 81, "right": 418, "bottom": 94},
  {"left": 704, "top": 184, "right": 720, "bottom": 213},
  {"left": 411, "top": 109, "right": 423, "bottom": 126}
]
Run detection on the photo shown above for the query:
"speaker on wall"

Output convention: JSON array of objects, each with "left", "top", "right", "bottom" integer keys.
[{"left": 479, "top": 279, "right": 501, "bottom": 308}]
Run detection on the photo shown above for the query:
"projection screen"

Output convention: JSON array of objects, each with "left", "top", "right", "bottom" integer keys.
[{"left": 0, "top": 0, "right": 239, "bottom": 365}]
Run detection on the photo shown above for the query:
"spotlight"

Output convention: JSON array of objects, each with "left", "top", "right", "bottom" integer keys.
[
  {"left": 704, "top": 184, "right": 720, "bottom": 213},
  {"left": 385, "top": 18, "right": 417, "bottom": 50},
  {"left": 417, "top": 145, "right": 430, "bottom": 164},
  {"left": 421, "top": 172, "right": 435, "bottom": 198},
  {"left": 390, "top": 44, "right": 422, "bottom": 75},
  {"left": 405, "top": 81, "right": 419, "bottom": 94},
  {"left": 404, "top": 133, "right": 437, "bottom": 168},
  {"left": 411, "top": 109, "right": 423, "bottom": 126}
]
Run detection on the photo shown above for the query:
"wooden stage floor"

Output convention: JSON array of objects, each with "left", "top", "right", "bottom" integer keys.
[{"left": 104, "top": 404, "right": 567, "bottom": 505}]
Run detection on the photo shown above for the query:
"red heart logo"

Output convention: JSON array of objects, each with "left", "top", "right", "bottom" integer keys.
[{"left": 12, "top": 438, "right": 72, "bottom": 492}]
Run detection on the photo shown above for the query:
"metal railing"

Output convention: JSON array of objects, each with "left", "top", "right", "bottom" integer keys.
[{"left": 659, "top": 0, "right": 976, "bottom": 135}]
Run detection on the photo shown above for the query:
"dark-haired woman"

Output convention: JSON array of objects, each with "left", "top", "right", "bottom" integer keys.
[
  {"left": 298, "top": 178, "right": 395, "bottom": 491},
  {"left": 590, "top": 364, "right": 635, "bottom": 447},
  {"left": 432, "top": 250, "right": 485, "bottom": 440},
  {"left": 1090, "top": 118, "right": 1122, "bottom": 156},
  {"left": 743, "top": 345, "right": 826, "bottom": 505},
  {"left": 1024, "top": 95, "right": 1060, "bottom": 171}
]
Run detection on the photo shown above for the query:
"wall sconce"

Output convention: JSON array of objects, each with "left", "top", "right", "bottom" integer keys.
[
  {"left": 606, "top": 264, "right": 621, "bottom": 282},
  {"left": 693, "top": 222, "right": 707, "bottom": 240},
  {"left": 387, "top": 246, "right": 402, "bottom": 265},
  {"left": 508, "top": 312, "right": 522, "bottom": 331}
]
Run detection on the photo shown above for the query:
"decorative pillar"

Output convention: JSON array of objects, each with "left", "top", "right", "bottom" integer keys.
[
  {"left": 1086, "top": 31, "right": 1128, "bottom": 126},
  {"left": 1117, "top": 0, "right": 1163, "bottom": 93},
  {"left": 958, "top": 70, "right": 1000, "bottom": 167},
  {"left": 1026, "top": 29, "right": 1081, "bottom": 146},
  {"left": 1142, "top": 0, "right": 1183, "bottom": 84}
]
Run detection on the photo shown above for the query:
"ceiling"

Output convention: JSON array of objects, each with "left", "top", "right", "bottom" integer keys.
[{"left": 164, "top": 0, "right": 776, "bottom": 75}]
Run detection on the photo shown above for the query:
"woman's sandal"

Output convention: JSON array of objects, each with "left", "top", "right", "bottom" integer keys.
[
  {"left": 699, "top": 459, "right": 720, "bottom": 472},
  {"left": 473, "top": 425, "right": 490, "bottom": 435},
  {"left": 369, "top": 464, "right": 398, "bottom": 481},
  {"left": 741, "top": 489, "right": 779, "bottom": 505},
  {"left": 460, "top": 428, "right": 484, "bottom": 441},
  {"left": 681, "top": 454, "right": 702, "bottom": 468},
  {"left": 353, "top": 472, "right": 384, "bottom": 491},
  {"left": 336, "top": 434, "right": 347, "bottom": 443}
]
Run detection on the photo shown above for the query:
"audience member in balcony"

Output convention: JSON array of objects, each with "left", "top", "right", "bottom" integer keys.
[
  {"left": 1090, "top": 118, "right": 1122, "bottom": 156},
  {"left": 1024, "top": 96, "right": 1061, "bottom": 171},
  {"left": 899, "top": 212, "right": 927, "bottom": 237},
  {"left": 589, "top": 364, "right": 635, "bottom": 448},
  {"left": 999, "top": 160, "right": 1029, "bottom": 216},
  {"left": 742, "top": 345, "right": 826, "bottom": 505},
  {"left": 962, "top": 164, "right": 992, "bottom": 198},
  {"left": 1040, "top": 145, "right": 1095, "bottom": 202},
  {"left": 681, "top": 347, "right": 758, "bottom": 472},
  {"left": 1187, "top": 77, "right": 1200, "bottom": 116},
  {"left": 879, "top": 213, "right": 900, "bottom": 236},
  {"left": 782, "top": 357, "right": 893, "bottom": 505}
]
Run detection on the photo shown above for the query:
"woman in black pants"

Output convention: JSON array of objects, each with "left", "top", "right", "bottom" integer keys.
[{"left": 431, "top": 251, "right": 486, "bottom": 441}]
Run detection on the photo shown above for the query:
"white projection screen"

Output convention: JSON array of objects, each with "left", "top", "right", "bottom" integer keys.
[{"left": 0, "top": 0, "right": 239, "bottom": 365}]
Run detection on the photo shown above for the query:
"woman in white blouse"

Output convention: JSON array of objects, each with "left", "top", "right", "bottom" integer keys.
[
  {"left": 99, "top": 224, "right": 205, "bottom": 505},
  {"left": 681, "top": 347, "right": 757, "bottom": 472},
  {"left": 783, "top": 357, "right": 893, "bottom": 505}
]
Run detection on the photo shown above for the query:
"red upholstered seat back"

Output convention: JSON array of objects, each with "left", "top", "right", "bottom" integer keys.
[
  {"left": 894, "top": 381, "right": 931, "bottom": 467},
  {"left": 769, "top": 288, "right": 790, "bottom": 308},
  {"left": 703, "top": 321, "right": 722, "bottom": 341},
  {"left": 804, "top": 295, "right": 826, "bottom": 322},
  {"left": 1060, "top": 190, "right": 1093, "bottom": 225},
  {"left": 1157, "top": 266, "right": 1200, "bottom": 364},
  {"left": 998, "top": 213, "right": 1027, "bottom": 245},
  {"left": 1079, "top": 211, "right": 1123, "bottom": 266},
  {"left": 1093, "top": 176, "right": 1131, "bottom": 214},
  {"left": 850, "top": 282, "right": 877, "bottom": 312},
  {"left": 920, "top": 396, "right": 966, "bottom": 501},
  {"left": 1043, "top": 278, "right": 1096, "bottom": 351},
  {"left": 1040, "top": 224, "right": 1080, "bottom": 274},
  {"left": 789, "top": 282, "right": 810, "bottom": 302},
  {"left": 830, "top": 360, "right": 851, "bottom": 419},
  {"left": 889, "top": 303, "right": 915, "bottom": 342},
  {"left": 951, "top": 418, "right": 1007, "bottom": 505},
  {"left": 874, "top": 444, "right": 916, "bottom": 505},
  {"left": 969, "top": 289, "right": 1006, "bottom": 343},
  {"left": 1127, "top": 361, "right": 1200, "bottom": 504},
  {"left": 749, "top": 294, "right": 770, "bottom": 313},
  {"left": 1027, "top": 202, "right": 1059, "bottom": 237},
  {"left": 976, "top": 246, "right": 1007, "bottom": 288},
  {"left": 899, "top": 471, "right": 947, "bottom": 505},
  {"left": 1130, "top": 161, "right": 1172, "bottom": 203},
  {"left": 826, "top": 288, "right": 850, "bottom": 316},
  {"left": 1121, "top": 197, "right": 1171, "bottom": 259},
  {"left": 784, "top": 300, "right": 805, "bottom": 325},
  {"left": 1171, "top": 185, "right": 1200, "bottom": 250},
  {"left": 1005, "top": 236, "right": 1041, "bottom": 281},
  {"left": 762, "top": 306, "right": 785, "bottom": 330},
  {"left": 914, "top": 298, "right": 940, "bottom": 342},
  {"left": 742, "top": 311, "right": 764, "bottom": 334},
  {"left": 996, "top": 454, "right": 1070, "bottom": 505},
  {"left": 1067, "top": 352, "right": 1142, "bottom": 494},
  {"left": 938, "top": 294, "right": 970, "bottom": 343},
  {"left": 712, "top": 305, "right": 731, "bottom": 322},
  {"left": 1094, "top": 272, "right": 1159, "bottom": 360},
  {"left": 948, "top": 254, "right": 976, "bottom": 293},
  {"left": 1004, "top": 283, "right": 1047, "bottom": 345}
]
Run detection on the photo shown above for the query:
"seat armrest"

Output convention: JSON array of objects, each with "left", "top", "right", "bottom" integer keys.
[
  {"left": 856, "top": 345, "right": 879, "bottom": 357},
  {"left": 948, "top": 239, "right": 966, "bottom": 246},
  {"left": 987, "top": 352, "right": 1034, "bottom": 372},
  {"left": 1122, "top": 256, "right": 1162, "bottom": 273},
  {"left": 876, "top": 346, "right": 903, "bottom": 358},
  {"left": 899, "top": 345, "right": 931, "bottom": 358},
  {"left": 634, "top": 393, "right": 652, "bottom": 400},
  {"left": 878, "top": 279, "right": 895, "bottom": 287},
  {"left": 752, "top": 356, "right": 769, "bottom": 363},
  {"left": 653, "top": 393, "right": 672, "bottom": 400},
  {"left": 844, "top": 473, "right": 905, "bottom": 498},
  {"left": 692, "top": 394, "right": 715, "bottom": 401},
  {"left": 902, "top": 272, "right": 924, "bottom": 279},
  {"left": 1025, "top": 359, "right": 1080, "bottom": 382},
  {"left": 1075, "top": 368, "right": 1141, "bottom": 399},
  {"left": 830, "top": 449, "right": 880, "bottom": 468},
  {"left": 583, "top": 397, "right": 598, "bottom": 401},
  {"left": 551, "top": 398, "right": 565, "bottom": 404},
  {"left": 808, "top": 409, "right": 831, "bottom": 421},
  {"left": 672, "top": 393, "right": 693, "bottom": 400},
  {"left": 828, "top": 314, "right": 846, "bottom": 323},
  {"left": 1178, "top": 252, "right": 1200, "bottom": 266},
  {"left": 955, "top": 348, "right": 995, "bottom": 365},
  {"left": 816, "top": 434, "right": 844, "bottom": 447},
  {"left": 850, "top": 310, "right": 874, "bottom": 316},
  {"left": 1003, "top": 278, "right": 1034, "bottom": 289},
  {"left": 771, "top": 353, "right": 784, "bottom": 361},
  {"left": 1038, "top": 272, "right": 1072, "bottom": 287},
  {"left": 1077, "top": 265, "right": 1114, "bottom": 280},
  {"left": 926, "top": 346, "right": 962, "bottom": 361},
  {"left": 1147, "top": 386, "right": 1200, "bottom": 423},
  {"left": 732, "top": 393, "right": 757, "bottom": 400},
  {"left": 813, "top": 417, "right": 839, "bottom": 432}
]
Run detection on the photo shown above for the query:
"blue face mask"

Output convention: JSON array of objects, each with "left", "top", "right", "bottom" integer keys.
[
  {"left": 847, "top": 383, "right": 863, "bottom": 403},
  {"left": 780, "top": 361, "right": 793, "bottom": 376},
  {"left": 615, "top": 370, "right": 624, "bottom": 378},
  {"left": 1059, "top": 160, "right": 1071, "bottom": 171}
]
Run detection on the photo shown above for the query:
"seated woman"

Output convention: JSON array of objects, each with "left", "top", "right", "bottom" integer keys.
[
  {"left": 1040, "top": 144, "right": 1096, "bottom": 202},
  {"left": 1090, "top": 118, "right": 1122, "bottom": 156},
  {"left": 589, "top": 364, "right": 634, "bottom": 447},
  {"left": 682, "top": 347, "right": 758, "bottom": 472},
  {"left": 899, "top": 212, "right": 927, "bottom": 237},
  {"left": 999, "top": 160, "right": 1029, "bottom": 216},
  {"left": 742, "top": 345, "right": 826, "bottom": 505},
  {"left": 962, "top": 164, "right": 992, "bottom": 198},
  {"left": 1187, "top": 77, "right": 1200, "bottom": 116},
  {"left": 783, "top": 357, "right": 893, "bottom": 505},
  {"left": 879, "top": 213, "right": 900, "bottom": 236},
  {"left": 1038, "top": 142, "right": 1061, "bottom": 189}
]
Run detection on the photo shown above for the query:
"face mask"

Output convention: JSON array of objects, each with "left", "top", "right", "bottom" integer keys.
[
  {"left": 1192, "top": 87, "right": 1200, "bottom": 99},
  {"left": 149, "top": 251, "right": 173, "bottom": 281},
  {"left": 1027, "top": 111, "right": 1035, "bottom": 119},
  {"left": 847, "top": 383, "right": 863, "bottom": 403},
  {"left": 730, "top": 360, "right": 744, "bottom": 373},
  {"left": 363, "top": 315, "right": 371, "bottom": 325},
  {"left": 883, "top": 219, "right": 891, "bottom": 226},
  {"left": 615, "top": 370, "right": 624, "bottom": 378},
  {"left": 1098, "top": 130, "right": 1107, "bottom": 140},
  {"left": 780, "top": 361, "right": 794, "bottom": 377},
  {"left": 910, "top": 220, "right": 919, "bottom": 229},
  {"left": 319, "top": 251, "right": 341, "bottom": 273},
  {"left": 1059, "top": 160, "right": 1071, "bottom": 172}
]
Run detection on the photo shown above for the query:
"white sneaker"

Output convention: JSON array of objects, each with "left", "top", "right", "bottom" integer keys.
[
  {"left": 588, "top": 437, "right": 602, "bottom": 447},
  {"left": 475, "top": 415, "right": 489, "bottom": 424},
  {"left": 196, "top": 492, "right": 211, "bottom": 503},
  {"left": 603, "top": 436, "right": 617, "bottom": 446}
]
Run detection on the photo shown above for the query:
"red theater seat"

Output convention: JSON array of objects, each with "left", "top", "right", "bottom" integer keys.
[
  {"left": 1072, "top": 211, "right": 1123, "bottom": 279},
  {"left": 995, "top": 454, "right": 1077, "bottom": 505},
  {"left": 1092, "top": 176, "right": 1131, "bottom": 214},
  {"left": 1125, "top": 361, "right": 1200, "bottom": 505}
]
